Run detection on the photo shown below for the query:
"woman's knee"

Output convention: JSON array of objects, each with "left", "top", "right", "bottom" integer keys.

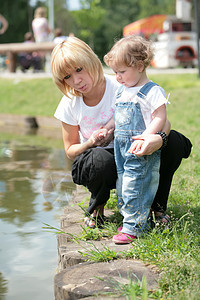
[{"left": 72, "top": 148, "right": 116, "bottom": 185}]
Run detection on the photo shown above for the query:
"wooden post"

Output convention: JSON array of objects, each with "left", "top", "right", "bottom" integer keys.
[
  {"left": 7, "top": 51, "right": 17, "bottom": 72},
  {"left": 0, "top": 42, "right": 55, "bottom": 72}
]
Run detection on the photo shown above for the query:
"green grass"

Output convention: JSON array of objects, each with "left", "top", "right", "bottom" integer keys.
[
  {"left": 0, "top": 78, "right": 62, "bottom": 116},
  {"left": 2, "top": 73, "right": 200, "bottom": 299}
]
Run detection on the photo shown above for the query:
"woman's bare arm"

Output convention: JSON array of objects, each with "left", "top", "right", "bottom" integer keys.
[
  {"left": 62, "top": 122, "right": 114, "bottom": 160},
  {"left": 0, "top": 14, "right": 8, "bottom": 34}
]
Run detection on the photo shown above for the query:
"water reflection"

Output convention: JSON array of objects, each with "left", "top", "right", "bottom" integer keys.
[{"left": 0, "top": 138, "right": 76, "bottom": 299}]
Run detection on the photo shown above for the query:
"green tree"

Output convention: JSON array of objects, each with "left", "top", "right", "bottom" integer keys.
[
  {"left": 71, "top": 0, "right": 106, "bottom": 47},
  {"left": 54, "top": 0, "right": 72, "bottom": 36},
  {"left": 93, "top": 0, "right": 141, "bottom": 60},
  {"left": 0, "top": 0, "right": 30, "bottom": 43},
  {"left": 138, "top": 0, "right": 175, "bottom": 19}
]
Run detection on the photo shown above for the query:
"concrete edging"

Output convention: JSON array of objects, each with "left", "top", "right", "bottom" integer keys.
[
  {"left": 0, "top": 113, "right": 61, "bottom": 129},
  {"left": 54, "top": 186, "right": 160, "bottom": 300}
]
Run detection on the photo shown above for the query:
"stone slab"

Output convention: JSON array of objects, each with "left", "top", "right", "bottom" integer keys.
[
  {"left": 54, "top": 186, "right": 160, "bottom": 299},
  {"left": 55, "top": 259, "right": 159, "bottom": 300}
]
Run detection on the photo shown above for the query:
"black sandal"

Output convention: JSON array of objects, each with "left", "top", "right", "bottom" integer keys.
[
  {"left": 155, "top": 214, "right": 170, "bottom": 224},
  {"left": 97, "top": 215, "right": 107, "bottom": 225},
  {"left": 84, "top": 215, "right": 107, "bottom": 229},
  {"left": 84, "top": 217, "right": 96, "bottom": 229}
]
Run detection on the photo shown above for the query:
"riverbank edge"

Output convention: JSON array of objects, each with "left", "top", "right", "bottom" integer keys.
[
  {"left": 0, "top": 114, "right": 160, "bottom": 299},
  {"left": 0, "top": 113, "right": 60, "bottom": 129},
  {"left": 54, "top": 185, "right": 160, "bottom": 299}
]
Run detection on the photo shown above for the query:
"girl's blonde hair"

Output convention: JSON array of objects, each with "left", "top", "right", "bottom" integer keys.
[
  {"left": 51, "top": 37, "right": 104, "bottom": 98},
  {"left": 104, "top": 35, "right": 154, "bottom": 70}
]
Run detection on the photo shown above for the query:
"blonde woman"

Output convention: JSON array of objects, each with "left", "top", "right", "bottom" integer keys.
[{"left": 51, "top": 37, "right": 118, "bottom": 228}]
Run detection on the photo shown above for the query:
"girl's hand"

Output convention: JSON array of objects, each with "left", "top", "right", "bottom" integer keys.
[
  {"left": 89, "top": 127, "right": 114, "bottom": 147},
  {"left": 99, "top": 128, "right": 114, "bottom": 147},
  {"left": 89, "top": 129, "right": 106, "bottom": 146}
]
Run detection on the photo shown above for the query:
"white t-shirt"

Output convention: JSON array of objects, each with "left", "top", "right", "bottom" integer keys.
[
  {"left": 32, "top": 17, "right": 50, "bottom": 42},
  {"left": 54, "top": 74, "right": 120, "bottom": 147},
  {"left": 116, "top": 83, "right": 168, "bottom": 128}
]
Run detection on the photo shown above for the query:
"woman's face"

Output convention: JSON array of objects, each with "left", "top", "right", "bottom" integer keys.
[{"left": 63, "top": 67, "right": 94, "bottom": 95}]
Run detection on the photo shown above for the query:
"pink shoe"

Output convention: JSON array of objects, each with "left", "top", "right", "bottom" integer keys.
[
  {"left": 117, "top": 226, "right": 123, "bottom": 232},
  {"left": 112, "top": 232, "right": 137, "bottom": 244}
]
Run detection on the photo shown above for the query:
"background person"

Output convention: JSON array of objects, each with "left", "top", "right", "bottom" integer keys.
[
  {"left": 32, "top": 6, "right": 52, "bottom": 71},
  {"left": 32, "top": 7, "right": 51, "bottom": 42},
  {"left": 53, "top": 28, "right": 68, "bottom": 44},
  {"left": 51, "top": 37, "right": 192, "bottom": 230},
  {"left": 18, "top": 32, "right": 43, "bottom": 72},
  {"left": 0, "top": 14, "right": 8, "bottom": 35}
]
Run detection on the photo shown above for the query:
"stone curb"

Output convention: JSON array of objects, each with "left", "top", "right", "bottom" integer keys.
[
  {"left": 54, "top": 186, "right": 160, "bottom": 300},
  {"left": 0, "top": 113, "right": 62, "bottom": 139},
  {"left": 0, "top": 113, "right": 60, "bottom": 129}
]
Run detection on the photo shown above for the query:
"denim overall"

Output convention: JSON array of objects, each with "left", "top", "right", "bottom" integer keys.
[{"left": 114, "top": 82, "right": 161, "bottom": 237}]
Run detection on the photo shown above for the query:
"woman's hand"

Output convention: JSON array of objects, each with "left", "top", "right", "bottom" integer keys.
[
  {"left": 128, "top": 139, "right": 144, "bottom": 154},
  {"left": 131, "top": 134, "right": 163, "bottom": 157}
]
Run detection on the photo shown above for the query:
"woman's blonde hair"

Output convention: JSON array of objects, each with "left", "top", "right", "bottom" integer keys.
[
  {"left": 51, "top": 37, "right": 104, "bottom": 98},
  {"left": 104, "top": 35, "right": 154, "bottom": 70}
]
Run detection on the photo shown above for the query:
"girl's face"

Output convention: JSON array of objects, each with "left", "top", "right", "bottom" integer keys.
[
  {"left": 63, "top": 67, "right": 94, "bottom": 95},
  {"left": 112, "top": 64, "right": 144, "bottom": 87}
]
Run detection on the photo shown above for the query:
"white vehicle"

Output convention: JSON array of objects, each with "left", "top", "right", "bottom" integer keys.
[
  {"left": 153, "top": 17, "right": 197, "bottom": 68},
  {"left": 123, "top": 0, "right": 198, "bottom": 68}
]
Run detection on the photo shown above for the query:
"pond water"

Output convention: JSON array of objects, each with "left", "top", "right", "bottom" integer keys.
[{"left": 0, "top": 129, "right": 76, "bottom": 300}]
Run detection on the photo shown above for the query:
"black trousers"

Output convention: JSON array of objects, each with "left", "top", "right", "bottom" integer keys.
[{"left": 72, "top": 130, "right": 192, "bottom": 215}]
